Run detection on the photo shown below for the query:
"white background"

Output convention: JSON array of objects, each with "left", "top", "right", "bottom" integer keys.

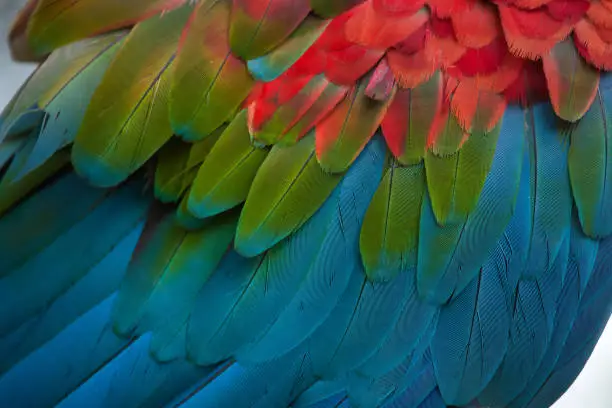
[{"left": 0, "top": 1, "right": 610, "bottom": 406}]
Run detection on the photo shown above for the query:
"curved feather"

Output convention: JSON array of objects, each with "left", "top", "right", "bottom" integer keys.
[
  {"left": 25, "top": 0, "right": 185, "bottom": 55},
  {"left": 568, "top": 87, "right": 612, "bottom": 238},
  {"left": 188, "top": 110, "right": 268, "bottom": 218},
  {"left": 542, "top": 38, "right": 599, "bottom": 122},
  {"left": 424, "top": 116, "right": 501, "bottom": 226},
  {"left": 239, "top": 138, "right": 385, "bottom": 363},
  {"left": 17, "top": 35, "right": 125, "bottom": 179},
  {"left": 431, "top": 256, "right": 510, "bottom": 406},
  {"left": 170, "top": 0, "right": 254, "bottom": 142},
  {"left": 417, "top": 108, "right": 524, "bottom": 303},
  {"left": 360, "top": 161, "right": 425, "bottom": 281},
  {"left": 522, "top": 103, "right": 573, "bottom": 278},
  {"left": 309, "top": 0, "right": 366, "bottom": 18},
  {"left": 111, "top": 207, "right": 236, "bottom": 337},
  {"left": 188, "top": 138, "right": 385, "bottom": 365},
  {"left": 381, "top": 73, "right": 442, "bottom": 165},
  {"left": 154, "top": 129, "right": 222, "bottom": 203},
  {"left": 315, "top": 76, "right": 394, "bottom": 173},
  {"left": 235, "top": 132, "right": 342, "bottom": 257},
  {"left": 0, "top": 32, "right": 125, "bottom": 142},
  {"left": 229, "top": 0, "right": 310, "bottom": 60},
  {"left": 72, "top": 6, "right": 192, "bottom": 187},
  {"left": 247, "top": 16, "right": 329, "bottom": 82},
  {"left": 0, "top": 176, "right": 148, "bottom": 337}
]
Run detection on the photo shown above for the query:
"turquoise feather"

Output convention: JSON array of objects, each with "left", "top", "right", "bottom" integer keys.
[
  {"left": 0, "top": 295, "right": 130, "bottom": 408},
  {"left": 238, "top": 138, "right": 386, "bottom": 363},
  {"left": 526, "top": 234, "right": 612, "bottom": 408},
  {"left": 56, "top": 333, "right": 213, "bottom": 408},
  {"left": 417, "top": 107, "right": 525, "bottom": 303},
  {"left": 0, "top": 177, "right": 149, "bottom": 337},
  {"left": 0, "top": 224, "right": 141, "bottom": 375},
  {"left": 522, "top": 103, "right": 572, "bottom": 279}
]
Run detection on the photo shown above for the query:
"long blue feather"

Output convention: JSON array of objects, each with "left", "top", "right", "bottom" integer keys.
[
  {"left": 526, "top": 234, "right": 612, "bottom": 408},
  {"left": 431, "top": 252, "right": 510, "bottom": 405},
  {"left": 381, "top": 352, "right": 437, "bottom": 408},
  {"left": 238, "top": 138, "right": 386, "bottom": 363},
  {"left": 479, "top": 234, "right": 568, "bottom": 406},
  {"left": 508, "top": 222, "right": 585, "bottom": 408},
  {"left": 0, "top": 176, "right": 149, "bottom": 337},
  {"left": 522, "top": 103, "right": 572, "bottom": 279},
  {"left": 188, "top": 138, "right": 385, "bottom": 366},
  {"left": 355, "top": 270, "right": 438, "bottom": 378},
  {"left": 56, "top": 333, "right": 212, "bottom": 408},
  {"left": 417, "top": 107, "right": 525, "bottom": 303},
  {"left": 0, "top": 295, "right": 130, "bottom": 408},
  {"left": 0, "top": 224, "right": 141, "bottom": 374}
]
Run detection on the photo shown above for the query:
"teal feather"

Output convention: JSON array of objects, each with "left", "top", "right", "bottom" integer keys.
[
  {"left": 0, "top": 172, "right": 112, "bottom": 274},
  {"left": 292, "top": 381, "right": 347, "bottom": 408},
  {"left": 522, "top": 103, "right": 572, "bottom": 278},
  {"left": 354, "top": 271, "right": 438, "bottom": 378},
  {"left": 526, "top": 234, "right": 612, "bottom": 408},
  {"left": 187, "top": 138, "right": 385, "bottom": 365},
  {"left": 381, "top": 353, "right": 437, "bottom": 408},
  {"left": 479, "top": 235, "right": 568, "bottom": 406},
  {"left": 417, "top": 106, "right": 525, "bottom": 303},
  {"left": 179, "top": 348, "right": 314, "bottom": 408},
  {"left": 0, "top": 295, "right": 130, "bottom": 408},
  {"left": 0, "top": 177, "right": 149, "bottom": 337},
  {"left": 111, "top": 207, "right": 236, "bottom": 337},
  {"left": 348, "top": 318, "right": 436, "bottom": 407},
  {"left": 56, "top": 334, "right": 212, "bottom": 408},
  {"left": 508, "top": 222, "right": 586, "bottom": 408},
  {"left": 431, "top": 251, "right": 511, "bottom": 406},
  {"left": 15, "top": 38, "right": 121, "bottom": 179},
  {"left": 0, "top": 224, "right": 141, "bottom": 375},
  {"left": 238, "top": 138, "right": 386, "bottom": 364}
]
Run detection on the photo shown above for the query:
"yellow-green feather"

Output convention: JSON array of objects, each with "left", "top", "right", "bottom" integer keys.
[
  {"left": 425, "top": 122, "right": 502, "bottom": 225},
  {"left": 188, "top": 111, "right": 269, "bottom": 219},
  {"left": 235, "top": 132, "right": 343, "bottom": 257},
  {"left": 360, "top": 159, "right": 425, "bottom": 281},
  {"left": 71, "top": 5, "right": 192, "bottom": 187},
  {"left": 170, "top": 0, "right": 254, "bottom": 142}
]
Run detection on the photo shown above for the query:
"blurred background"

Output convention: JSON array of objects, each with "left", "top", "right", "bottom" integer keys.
[{"left": 1, "top": 1, "right": 611, "bottom": 406}]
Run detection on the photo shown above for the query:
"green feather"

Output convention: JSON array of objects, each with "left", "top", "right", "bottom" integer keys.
[
  {"left": 235, "top": 132, "right": 343, "bottom": 257},
  {"left": 170, "top": 0, "right": 254, "bottom": 141},
  {"left": 425, "top": 122, "right": 502, "bottom": 225},
  {"left": 154, "top": 128, "right": 223, "bottom": 203},
  {"left": 360, "top": 160, "right": 425, "bottom": 281},
  {"left": 71, "top": 6, "right": 192, "bottom": 187},
  {"left": 188, "top": 110, "right": 268, "bottom": 218}
]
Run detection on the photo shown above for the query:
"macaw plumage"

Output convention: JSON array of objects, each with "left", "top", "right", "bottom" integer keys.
[{"left": 1, "top": 0, "right": 611, "bottom": 406}]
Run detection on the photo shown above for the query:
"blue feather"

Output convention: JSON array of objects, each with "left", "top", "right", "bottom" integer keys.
[
  {"left": 348, "top": 318, "right": 436, "bottom": 407},
  {"left": 57, "top": 333, "right": 212, "bottom": 408},
  {"left": 179, "top": 348, "right": 314, "bottom": 408},
  {"left": 238, "top": 138, "right": 386, "bottom": 363},
  {"left": 479, "top": 234, "right": 568, "bottom": 406},
  {"left": 355, "top": 270, "right": 438, "bottom": 378},
  {"left": 417, "top": 389, "right": 446, "bottom": 408},
  {"left": 0, "top": 176, "right": 149, "bottom": 337},
  {"left": 0, "top": 224, "right": 141, "bottom": 374},
  {"left": 0, "top": 295, "right": 129, "bottom": 408},
  {"left": 508, "top": 223, "right": 585, "bottom": 408},
  {"left": 417, "top": 106, "right": 525, "bottom": 303},
  {"left": 431, "top": 249, "right": 511, "bottom": 405},
  {"left": 381, "top": 352, "right": 437, "bottom": 408},
  {"left": 526, "top": 234, "right": 612, "bottom": 408},
  {"left": 292, "top": 381, "right": 347, "bottom": 408},
  {"left": 187, "top": 138, "right": 385, "bottom": 366},
  {"left": 522, "top": 103, "right": 572, "bottom": 279}
]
